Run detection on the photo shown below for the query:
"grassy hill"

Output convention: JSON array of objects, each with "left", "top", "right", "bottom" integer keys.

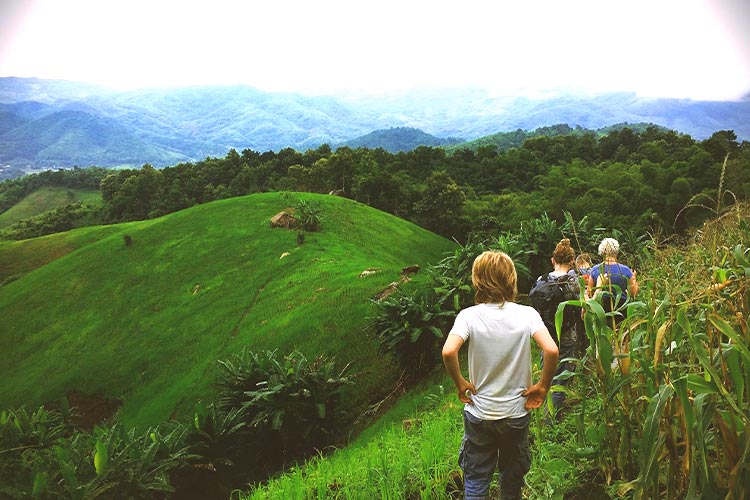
[
  {"left": 0, "top": 186, "right": 101, "bottom": 229},
  {"left": 0, "top": 192, "right": 455, "bottom": 428}
]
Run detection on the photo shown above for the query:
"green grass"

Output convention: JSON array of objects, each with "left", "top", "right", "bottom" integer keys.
[
  {"left": 0, "top": 192, "right": 455, "bottom": 428},
  {"left": 241, "top": 366, "right": 590, "bottom": 500},
  {"left": 0, "top": 223, "right": 135, "bottom": 285},
  {"left": 242, "top": 372, "right": 464, "bottom": 500},
  {"left": 0, "top": 186, "right": 102, "bottom": 229}
]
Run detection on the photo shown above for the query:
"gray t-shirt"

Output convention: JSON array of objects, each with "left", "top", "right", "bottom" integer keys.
[{"left": 449, "top": 302, "right": 546, "bottom": 420}]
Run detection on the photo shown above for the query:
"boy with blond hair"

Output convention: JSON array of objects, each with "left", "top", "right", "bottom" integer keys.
[{"left": 442, "top": 251, "right": 559, "bottom": 500}]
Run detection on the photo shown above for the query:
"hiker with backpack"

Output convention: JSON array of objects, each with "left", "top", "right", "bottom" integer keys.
[
  {"left": 586, "top": 238, "right": 640, "bottom": 374},
  {"left": 586, "top": 238, "right": 639, "bottom": 326},
  {"left": 528, "top": 238, "right": 582, "bottom": 414}
]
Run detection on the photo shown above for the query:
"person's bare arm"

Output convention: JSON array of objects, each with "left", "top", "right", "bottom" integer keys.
[
  {"left": 442, "top": 334, "right": 476, "bottom": 404},
  {"left": 522, "top": 327, "right": 559, "bottom": 409},
  {"left": 586, "top": 274, "right": 596, "bottom": 300},
  {"left": 629, "top": 270, "right": 639, "bottom": 297}
]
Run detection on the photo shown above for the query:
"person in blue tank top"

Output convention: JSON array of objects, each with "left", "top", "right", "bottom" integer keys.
[{"left": 587, "top": 238, "right": 639, "bottom": 325}]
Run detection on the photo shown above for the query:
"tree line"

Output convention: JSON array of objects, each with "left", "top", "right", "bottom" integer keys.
[{"left": 1, "top": 126, "right": 747, "bottom": 242}]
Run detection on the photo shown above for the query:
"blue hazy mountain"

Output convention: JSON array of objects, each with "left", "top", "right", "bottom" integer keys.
[{"left": 1, "top": 78, "right": 748, "bottom": 177}]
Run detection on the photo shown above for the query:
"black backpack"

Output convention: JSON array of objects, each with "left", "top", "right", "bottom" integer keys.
[{"left": 529, "top": 271, "right": 580, "bottom": 343}]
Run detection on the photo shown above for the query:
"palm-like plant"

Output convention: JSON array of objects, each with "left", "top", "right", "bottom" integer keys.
[
  {"left": 491, "top": 231, "right": 534, "bottom": 284},
  {"left": 216, "top": 349, "right": 355, "bottom": 458},
  {"left": 370, "top": 287, "right": 455, "bottom": 375}
]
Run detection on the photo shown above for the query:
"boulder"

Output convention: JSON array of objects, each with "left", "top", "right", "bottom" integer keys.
[
  {"left": 270, "top": 211, "right": 298, "bottom": 229},
  {"left": 401, "top": 264, "right": 420, "bottom": 275}
]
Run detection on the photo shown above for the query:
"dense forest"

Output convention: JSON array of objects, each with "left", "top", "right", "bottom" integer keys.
[{"left": 1, "top": 126, "right": 748, "bottom": 246}]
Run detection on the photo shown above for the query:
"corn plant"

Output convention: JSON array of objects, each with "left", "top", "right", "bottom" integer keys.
[{"left": 560, "top": 203, "right": 749, "bottom": 499}]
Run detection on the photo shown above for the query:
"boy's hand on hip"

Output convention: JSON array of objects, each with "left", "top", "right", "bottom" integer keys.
[
  {"left": 522, "top": 383, "right": 548, "bottom": 409},
  {"left": 457, "top": 379, "right": 476, "bottom": 404}
]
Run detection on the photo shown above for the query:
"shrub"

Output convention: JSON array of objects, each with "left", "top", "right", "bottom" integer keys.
[
  {"left": 216, "top": 349, "right": 355, "bottom": 461},
  {"left": 0, "top": 406, "right": 72, "bottom": 498},
  {"left": 370, "top": 243, "right": 476, "bottom": 376},
  {"left": 0, "top": 406, "right": 188, "bottom": 500},
  {"left": 293, "top": 199, "right": 323, "bottom": 232},
  {"left": 370, "top": 286, "right": 456, "bottom": 376}
]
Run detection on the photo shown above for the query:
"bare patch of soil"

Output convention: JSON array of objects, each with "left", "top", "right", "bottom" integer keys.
[
  {"left": 564, "top": 482, "right": 611, "bottom": 500},
  {"left": 64, "top": 390, "right": 122, "bottom": 430}
]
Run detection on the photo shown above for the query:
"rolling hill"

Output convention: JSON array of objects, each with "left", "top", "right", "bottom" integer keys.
[
  {"left": 0, "top": 192, "right": 456, "bottom": 427},
  {"left": 337, "top": 127, "right": 463, "bottom": 152},
  {"left": 0, "top": 185, "right": 101, "bottom": 229}
]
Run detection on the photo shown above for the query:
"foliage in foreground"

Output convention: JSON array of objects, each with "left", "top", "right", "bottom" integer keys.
[
  {"left": 571, "top": 206, "right": 750, "bottom": 499},
  {"left": 3, "top": 196, "right": 747, "bottom": 498},
  {"left": 0, "top": 350, "right": 354, "bottom": 499},
  {"left": 238, "top": 373, "right": 597, "bottom": 500},
  {"left": 0, "top": 405, "right": 189, "bottom": 499}
]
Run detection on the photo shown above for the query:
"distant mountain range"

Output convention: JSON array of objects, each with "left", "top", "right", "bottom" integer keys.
[{"left": 1, "top": 77, "right": 748, "bottom": 178}]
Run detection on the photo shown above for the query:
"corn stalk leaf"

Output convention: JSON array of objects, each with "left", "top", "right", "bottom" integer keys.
[
  {"left": 709, "top": 313, "right": 750, "bottom": 365},
  {"left": 636, "top": 384, "right": 674, "bottom": 500},
  {"left": 688, "top": 331, "right": 746, "bottom": 421},
  {"left": 692, "top": 393, "right": 717, "bottom": 497},
  {"left": 724, "top": 348, "right": 746, "bottom": 408},
  {"left": 727, "top": 422, "right": 750, "bottom": 500},
  {"left": 653, "top": 321, "right": 670, "bottom": 374},
  {"left": 673, "top": 377, "right": 695, "bottom": 494}
]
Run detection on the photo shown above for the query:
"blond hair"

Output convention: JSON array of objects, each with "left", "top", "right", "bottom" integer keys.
[
  {"left": 472, "top": 251, "right": 518, "bottom": 304},
  {"left": 552, "top": 238, "right": 575, "bottom": 266},
  {"left": 598, "top": 238, "right": 620, "bottom": 257},
  {"left": 576, "top": 252, "right": 593, "bottom": 268}
]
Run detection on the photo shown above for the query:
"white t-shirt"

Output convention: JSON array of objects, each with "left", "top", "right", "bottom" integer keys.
[{"left": 448, "top": 301, "right": 546, "bottom": 420}]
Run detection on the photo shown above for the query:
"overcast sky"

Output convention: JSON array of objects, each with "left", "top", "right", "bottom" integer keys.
[{"left": 0, "top": 0, "right": 748, "bottom": 100}]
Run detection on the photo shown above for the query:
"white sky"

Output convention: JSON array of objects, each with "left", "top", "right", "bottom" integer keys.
[{"left": 0, "top": 0, "right": 748, "bottom": 100}]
